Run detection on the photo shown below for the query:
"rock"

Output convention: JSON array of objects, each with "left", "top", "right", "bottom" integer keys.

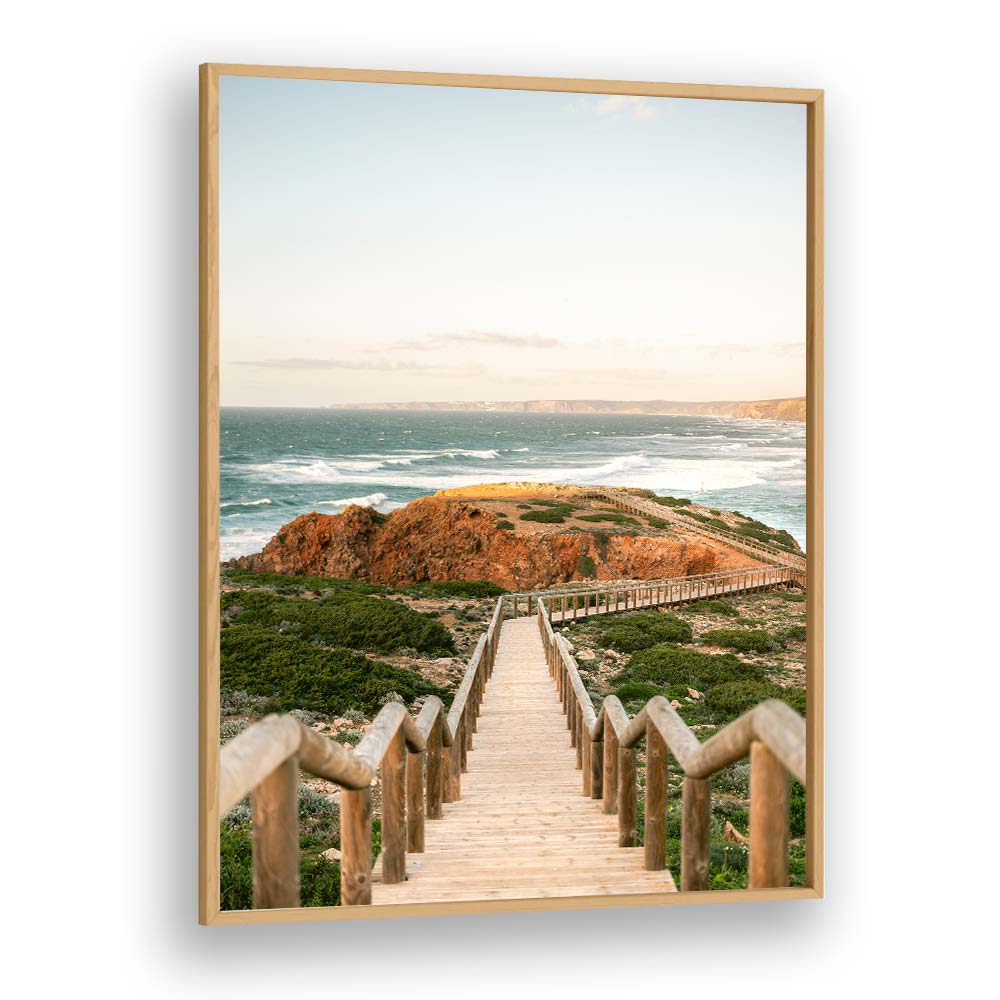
[
  {"left": 687, "top": 687, "right": 701, "bottom": 700},
  {"left": 670, "top": 699, "right": 682, "bottom": 709},
  {"left": 577, "top": 648, "right": 597, "bottom": 661},
  {"left": 224, "top": 493, "right": 750, "bottom": 588},
  {"left": 321, "top": 847, "right": 342, "bottom": 862},
  {"left": 723, "top": 822, "right": 748, "bottom": 846}
]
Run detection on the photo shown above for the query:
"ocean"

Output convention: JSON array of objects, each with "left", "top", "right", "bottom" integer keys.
[{"left": 220, "top": 408, "right": 807, "bottom": 561}]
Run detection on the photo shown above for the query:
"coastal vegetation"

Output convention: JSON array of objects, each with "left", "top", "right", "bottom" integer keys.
[
  {"left": 218, "top": 570, "right": 490, "bottom": 908},
  {"left": 518, "top": 502, "right": 579, "bottom": 523},
  {"left": 217, "top": 487, "right": 807, "bottom": 904},
  {"left": 562, "top": 586, "right": 807, "bottom": 889}
]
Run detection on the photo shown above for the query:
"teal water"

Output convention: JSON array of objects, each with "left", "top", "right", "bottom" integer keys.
[{"left": 220, "top": 408, "right": 806, "bottom": 561}]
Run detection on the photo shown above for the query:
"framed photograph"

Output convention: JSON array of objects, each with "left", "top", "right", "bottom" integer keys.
[{"left": 199, "top": 63, "right": 823, "bottom": 925}]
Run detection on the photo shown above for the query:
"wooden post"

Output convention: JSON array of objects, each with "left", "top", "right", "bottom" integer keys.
[
  {"left": 341, "top": 787, "right": 373, "bottom": 905},
  {"left": 562, "top": 596, "right": 567, "bottom": 620},
  {"left": 749, "top": 741, "right": 790, "bottom": 888},
  {"left": 251, "top": 754, "right": 300, "bottom": 909},
  {"left": 381, "top": 729, "right": 406, "bottom": 884},
  {"left": 590, "top": 737, "right": 603, "bottom": 799},
  {"left": 681, "top": 776, "right": 710, "bottom": 891},
  {"left": 618, "top": 745, "right": 637, "bottom": 847},
  {"left": 582, "top": 726, "right": 592, "bottom": 795},
  {"left": 602, "top": 726, "right": 619, "bottom": 814},
  {"left": 644, "top": 722, "right": 667, "bottom": 871},
  {"left": 461, "top": 710, "right": 470, "bottom": 771},
  {"left": 575, "top": 704, "right": 583, "bottom": 769},
  {"left": 406, "top": 744, "right": 425, "bottom": 853},
  {"left": 426, "top": 714, "right": 443, "bottom": 819}
]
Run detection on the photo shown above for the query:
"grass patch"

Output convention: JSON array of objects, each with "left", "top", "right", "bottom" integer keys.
[
  {"left": 598, "top": 612, "right": 693, "bottom": 652},
  {"left": 577, "top": 511, "right": 640, "bottom": 526},
  {"left": 685, "top": 599, "right": 738, "bottom": 617},
  {"left": 496, "top": 520, "right": 515, "bottom": 531},
  {"left": 678, "top": 510, "right": 731, "bottom": 531},
  {"left": 222, "top": 568, "right": 389, "bottom": 596},
  {"left": 645, "top": 516, "right": 670, "bottom": 529},
  {"left": 778, "top": 590, "right": 807, "bottom": 602},
  {"left": 576, "top": 554, "right": 597, "bottom": 578},
  {"left": 403, "top": 580, "right": 505, "bottom": 599},
  {"left": 613, "top": 681, "right": 662, "bottom": 706},
  {"left": 700, "top": 628, "right": 784, "bottom": 654},
  {"left": 222, "top": 568, "right": 504, "bottom": 600},
  {"left": 653, "top": 496, "right": 692, "bottom": 507},
  {"left": 220, "top": 625, "right": 448, "bottom": 715},
  {"left": 780, "top": 624, "right": 807, "bottom": 642},
  {"left": 221, "top": 591, "right": 456, "bottom": 655},
  {"left": 704, "top": 680, "right": 806, "bottom": 717},
  {"left": 616, "top": 644, "right": 765, "bottom": 691},
  {"left": 519, "top": 503, "right": 578, "bottom": 524}
]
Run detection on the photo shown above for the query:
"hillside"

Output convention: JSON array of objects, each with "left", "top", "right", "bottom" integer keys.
[{"left": 225, "top": 483, "right": 785, "bottom": 589}]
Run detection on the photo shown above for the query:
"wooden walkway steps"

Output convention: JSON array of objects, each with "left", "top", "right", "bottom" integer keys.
[{"left": 372, "top": 617, "right": 677, "bottom": 903}]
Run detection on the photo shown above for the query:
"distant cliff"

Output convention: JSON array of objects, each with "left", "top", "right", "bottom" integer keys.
[{"left": 327, "top": 397, "right": 806, "bottom": 421}]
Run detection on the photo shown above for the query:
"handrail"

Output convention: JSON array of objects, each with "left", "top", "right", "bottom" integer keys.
[
  {"left": 217, "top": 595, "right": 506, "bottom": 908},
  {"left": 537, "top": 596, "right": 806, "bottom": 889},
  {"left": 582, "top": 487, "right": 807, "bottom": 570},
  {"left": 508, "top": 563, "right": 802, "bottom": 621}
]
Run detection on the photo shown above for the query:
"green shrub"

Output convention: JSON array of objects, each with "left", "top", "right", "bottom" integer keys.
[
  {"left": 219, "top": 825, "right": 343, "bottom": 910},
  {"left": 779, "top": 590, "right": 806, "bottom": 602},
  {"left": 576, "top": 555, "right": 597, "bottom": 578},
  {"left": 653, "top": 496, "right": 691, "bottom": 507},
  {"left": 220, "top": 624, "right": 447, "bottom": 715},
  {"left": 403, "top": 580, "right": 505, "bottom": 598},
  {"left": 220, "top": 826, "right": 254, "bottom": 910},
  {"left": 220, "top": 591, "right": 455, "bottom": 655},
  {"left": 221, "top": 568, "right": 389, "bottom": 595},
  {"left": 519, "top": 504, "right": 577, "bottom": 524},
  {"left": 790, "top": 779, "right": 806, "bottom": 838},
  {"left": 686, "top": 599, "right": 738, "bottom": 617},
  {"left": 617, "top": 644, "right": 763, "bottom": 690},
  {"left": 781, "top": 625, "right": 807, "bottom": 642},
  {"left": 700, "top": 628, "right": 783, "bottom": 654},
  {"left": 645, "top": 516, "right": 670, "bottom": 529},
  {"left": 713, "top": 760, "right": 751, "bottom": 797},
  {"left": 598, "top": 612, "right": 692, "bottom": 652},
  {"left": 219, "top": 688, "right": 271, "bottom": 717},
  {"left": 577, "top": 512, "right": 639, "bottom": 525},
  {"left": 613, "top": 681, "right": 661, "bottom": 704},
  {"left": 703, "top": 680, "right": 806, "bottom": 718},
  {"left": 497, "top": 520, "right": 515, "bottom": 531},
  {"left": 516, "top": 503, "right": 532, "bottom": 509}
]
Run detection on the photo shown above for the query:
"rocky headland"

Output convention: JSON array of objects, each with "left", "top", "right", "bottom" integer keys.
[{"left": 226, "top": 483, "right": 772, "bottom": 590}]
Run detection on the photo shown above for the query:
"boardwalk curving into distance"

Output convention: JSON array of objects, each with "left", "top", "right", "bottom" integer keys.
[{"left": 372, "top": 617, "right": 676, "bottom": 903}]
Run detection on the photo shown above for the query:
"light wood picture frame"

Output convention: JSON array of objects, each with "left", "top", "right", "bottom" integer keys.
[{"left": 199, "top": 63, "right": 823, "bottom": 925}]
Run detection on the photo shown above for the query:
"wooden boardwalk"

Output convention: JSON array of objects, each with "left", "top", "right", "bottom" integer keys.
[{"left": 372, "top": 617, "right": 677, "bottom": 903}]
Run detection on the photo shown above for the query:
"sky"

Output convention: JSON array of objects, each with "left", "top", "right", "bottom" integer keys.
[{"left": 220, "top": 76, "right": 806, "bottom": 407}]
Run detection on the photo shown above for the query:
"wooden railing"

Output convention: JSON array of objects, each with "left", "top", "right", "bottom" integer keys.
[
  {"left": 507, "top": 564, "right": 803, "bottom": 620},
  {"left": 582, "top": 487, "right": 807, "bottom": 571},
  {"left": 536, "top": 597, "right": 806, "bottom": 889},
  {"left": 218, "top": 596, "right": 506, "bottom": 908}
]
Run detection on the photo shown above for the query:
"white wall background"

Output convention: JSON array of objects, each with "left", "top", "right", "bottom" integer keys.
[{"left": 3, "top": 1, "right": 996, "bottom": 994}]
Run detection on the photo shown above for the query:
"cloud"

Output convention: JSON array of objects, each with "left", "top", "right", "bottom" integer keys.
[
  {"left": 572, "top": 95, "right": 658, "bottom": 120},
  {"left": 388, "top": 330, "right": 563, "bottom": 351},
  {"left": 233, "top": 357, "right": 486, "bottom": 376}
]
